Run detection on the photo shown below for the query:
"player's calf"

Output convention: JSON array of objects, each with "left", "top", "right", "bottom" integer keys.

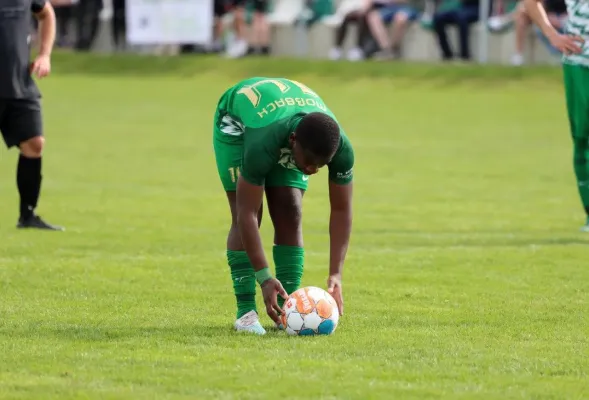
[
  {"left": 225, "top": 192, "right": 264, "bottom": 322},
  {"left": 16, "top": 136, "right": 63, "bottom": 231}
]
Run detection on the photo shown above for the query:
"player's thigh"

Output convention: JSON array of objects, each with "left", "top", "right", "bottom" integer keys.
[
  {"left": 265, "top": 166, "right": 307, "bottom": 244},
  {"left": 265, "top": 187, "right": 304, "bottom": 244},
  {"left": 213, "top": 135, "right": 243, "bottom": 193},
  {"left": 213, "top": 136, "right": 250, "bottom": 227},
  {"left": 0, "top": 99, "right": 43, "bottom": 149},
  {"left": 213, "top": 102, "right": 245, "bottom": 191}
]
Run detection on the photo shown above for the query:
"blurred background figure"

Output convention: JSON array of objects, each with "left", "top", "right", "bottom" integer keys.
[
  {"left": 367, "top": 0, "right": 419, "bottom": 59},
  {"left": 329, "top": 0, "right": 372, "bottom": 61},
  {"left": 111, "top": 0, "right": 126, "bottom": 51},
  {"left": 431, "top": 0, "right": 490, "bottom": 62},
  {"left": 73, "top": 0, "right": 103, "bottom": 51},
  {"left": 215, "top": 0, "right": 249, "bottom": 58},
  {"left": 51, "top": 0, "right": 76, "bottom": 48},
  {"left": 43, "top": 0, "right": 570, "bottom": 67},
  {"left": 511, "top": 0, "right": 567, "bottom": 65},
  {"left": 247, "top": 0, "right": 271, "bottom": 55}
]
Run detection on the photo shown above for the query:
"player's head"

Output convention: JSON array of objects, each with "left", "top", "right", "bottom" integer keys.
[{"left": 290, "top": 112, "right": 341, "bottom": 176}]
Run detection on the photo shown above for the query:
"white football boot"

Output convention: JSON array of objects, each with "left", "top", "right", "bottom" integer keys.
[{"left": 234, "top": 310, "right": 266, "bottom": 335}]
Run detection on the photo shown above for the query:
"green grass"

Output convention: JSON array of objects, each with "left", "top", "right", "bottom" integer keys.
[{"left": 0, "top": 54, "right": 587, "bottom": 399}]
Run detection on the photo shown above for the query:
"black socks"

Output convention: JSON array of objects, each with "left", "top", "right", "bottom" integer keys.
[{"left": 17, "top": 154, "right": 42, "bottom": 220}]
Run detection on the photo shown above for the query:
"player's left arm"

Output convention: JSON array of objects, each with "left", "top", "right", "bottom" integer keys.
[
  {"left": 326, "top": 135, "right": 355, "bottom": 316},
  {"left": 31, "top": 0, "right": 56, "bottom": 78},
  {"left": 328, "top": 180, "right": 353, "bottom": 279},
  {"left": 523, "top": 0, "right": 583, "bottom": 54}
]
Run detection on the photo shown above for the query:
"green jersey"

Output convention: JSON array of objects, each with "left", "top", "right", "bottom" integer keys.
[
  {"left": 563, "top": 0, "right": 589, "bottom": 67},
  {"left": 216, "top": 77, "right": 354, "bottom": 187}
]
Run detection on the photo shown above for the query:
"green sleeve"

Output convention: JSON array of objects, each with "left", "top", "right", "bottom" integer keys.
[
  {"left": 328, "top": 133, "right": 354, "bottom": 185},
  {"left": 240, "top": 126, "right": 280, "bottom": 186}
]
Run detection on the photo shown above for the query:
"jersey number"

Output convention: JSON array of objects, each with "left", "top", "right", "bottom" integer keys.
[
  {"left": 229, "top": 167, "right": 240, "bottom": 183},
  {"left": 237, "top": 79, "right": 319, "bottom": 108}
]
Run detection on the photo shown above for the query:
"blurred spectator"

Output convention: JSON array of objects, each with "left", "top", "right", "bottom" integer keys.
[
  {"left": 247, "top": 0, "right": 271, "bottom": 55},
  {"left": 51, "top": 0, "right": 75, "bottom": 48},
  {"left": 512, "top": 0, "right": 567, "bottom": 65},
  {"left": 367, "top": 0, "right": 419, "bottom": 59},
  {"left": 111, "top": 0, "right": 126, "bottom": 51},
  {"left": 329, "top": 0, "right": 419, "bottom": 61},
  {"left": 432, "top": 0, "right": 490, "bottom": 61},
  {"left": 215, "top": 0, "right": 249, "bottom": 58},
  {"left": 207, "top": 0, "right": 227, "bottom": 53},
  {"left": 329, "top": 0, "right": 372, "bottom": 61},
  {"left": 74, "top": 0, "right": 103, "bottom": 51}
]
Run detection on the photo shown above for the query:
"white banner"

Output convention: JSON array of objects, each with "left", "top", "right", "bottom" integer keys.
[{"left": 126, "top": 0, "right": 213, "bottom": 45}]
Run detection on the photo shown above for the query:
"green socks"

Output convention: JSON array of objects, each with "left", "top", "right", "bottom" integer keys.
[
  {"left": 227, "top": 246, "right": 305, "bottom": 318},
  {"left": 573, "top": 137, "right": 589, "bottom": 218},
  {"left": 273, "top": 245, "right": 304, "bottom": 307},
  {"left": 227, "top": 250, "right": 257, "bottom": 319}
]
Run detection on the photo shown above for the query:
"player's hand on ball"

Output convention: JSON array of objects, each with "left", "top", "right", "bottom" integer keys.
[
  {"left": 548, "top": 32, "right": 584, "bottom": 56},
  {"left": 327, "top": 274, "right": 343, "bottom": 316},
  {"left": 30, "top": 54, "right": 51, "bottom": 78},
  {"left": 261, "top": 278, "right": 289, "bottom": 325}
]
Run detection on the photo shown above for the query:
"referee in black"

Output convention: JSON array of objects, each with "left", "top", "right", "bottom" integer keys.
[{"left": 0, "top": 0, "right": 63, "bottom": 230}]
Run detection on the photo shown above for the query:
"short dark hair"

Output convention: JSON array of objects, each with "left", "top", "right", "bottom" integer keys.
[{"left": 295, "top": 112, "right": 341, "bottom": 160}]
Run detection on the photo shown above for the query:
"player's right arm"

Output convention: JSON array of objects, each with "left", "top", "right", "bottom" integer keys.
[
  {"left": 31, "top": 0, "right": 55, "bottom": 78},
  {"left": 523, "top": 0, "right": 583, "bottom": 54},
  {"left": 236, "top": 128, "right": 289, "bottom": 325},
  {"left": 236, "top": 177, "right": 267, "bottom": 270}
]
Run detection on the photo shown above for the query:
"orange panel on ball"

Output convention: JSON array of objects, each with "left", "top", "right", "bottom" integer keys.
[
  {"left": 316, "top": 299, "right": 333, "bottom": 319},
  {"left": 293, "top": 289, "right": 315, "bottom": 314}
]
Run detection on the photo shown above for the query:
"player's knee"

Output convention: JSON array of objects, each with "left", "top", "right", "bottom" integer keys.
[
  {"left": 231, "top": 208, "right": 263, "bottom": 228},
  {"left": 19, "top": 136, "right": 45, "bottom": 157}
]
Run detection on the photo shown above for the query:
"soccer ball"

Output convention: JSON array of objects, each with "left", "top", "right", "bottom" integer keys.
[{"left": 282, "top": 286, "right": 339, "bottom": 336}]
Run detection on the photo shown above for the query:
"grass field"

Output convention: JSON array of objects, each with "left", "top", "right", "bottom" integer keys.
[{"left": 0, "top": 54, "right": 587, "bottom": 399}]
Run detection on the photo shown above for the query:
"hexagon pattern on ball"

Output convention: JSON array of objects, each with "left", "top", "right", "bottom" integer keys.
[{"left": 282, "top": 286, "right": 339, "bottom": 336}]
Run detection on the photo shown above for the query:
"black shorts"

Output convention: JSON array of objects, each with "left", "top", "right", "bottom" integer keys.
[
  {"left": 0, "top": 98, "right": 43, "bottom": 149},
  {"left": 214, "top": 0, "right": 267, "bottom": 16}
]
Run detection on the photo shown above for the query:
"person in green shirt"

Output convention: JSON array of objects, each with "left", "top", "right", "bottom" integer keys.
[
  {"left": 524, "top": 0, "right": 589, "bottom": 231},
  {"left": 212, "top": 77, "right": 354, "bottom": 334}
]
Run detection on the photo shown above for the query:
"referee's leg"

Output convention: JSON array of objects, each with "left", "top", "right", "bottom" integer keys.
[{"left": 0, "top": 98, "right": 64, "bottom": 230}]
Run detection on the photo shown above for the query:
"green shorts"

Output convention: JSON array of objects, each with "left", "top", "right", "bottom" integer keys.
[{"left": 212, "top": 106, "right": 309, "bottom": 192}]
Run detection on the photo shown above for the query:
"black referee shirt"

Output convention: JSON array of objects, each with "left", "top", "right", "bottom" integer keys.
[{"left": 0, "top": 0, "right": 46, "bottom": 99}]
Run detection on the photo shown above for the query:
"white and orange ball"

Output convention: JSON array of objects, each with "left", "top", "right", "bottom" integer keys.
[{"left": 282, "top": 286, "right": 339, "bottom": 336}]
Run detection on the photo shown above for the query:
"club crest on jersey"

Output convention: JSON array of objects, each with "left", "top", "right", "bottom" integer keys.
[
  {"left": 220, "top": 115, "right": 244, "bottom": 136},
  {"left": 278, "top": 148, "right": 297, "bottom": 169}
]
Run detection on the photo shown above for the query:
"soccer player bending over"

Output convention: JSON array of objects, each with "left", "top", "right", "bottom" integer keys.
[{"left": 212, "top": 78, "right": 354, "bottom": 334}]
